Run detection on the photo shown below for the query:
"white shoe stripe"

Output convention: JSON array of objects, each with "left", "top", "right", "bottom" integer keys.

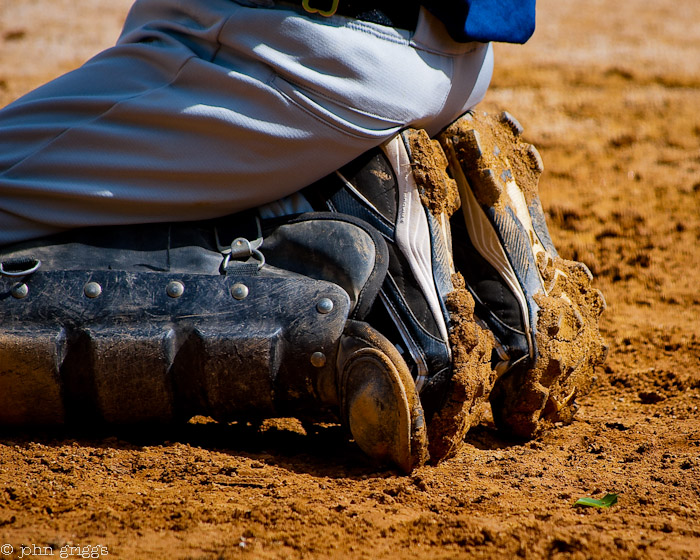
[
  {"left": 504, "top": 177, "right": 548, "bottom": 269},
  {"left": 382, "top": 137, "right": 450, "bottom": 346},
  {"left": 445, "top": 145, "right": 535, "bottom": 358}
]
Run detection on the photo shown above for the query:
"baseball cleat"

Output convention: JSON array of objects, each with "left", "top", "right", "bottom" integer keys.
[{"left": 439, "top": 110, "right": 607, "bottom": 438}]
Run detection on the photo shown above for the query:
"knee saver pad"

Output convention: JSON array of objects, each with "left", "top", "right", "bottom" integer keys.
[{"left": 0, "top": 212, "right": 390, "bottom": 428}]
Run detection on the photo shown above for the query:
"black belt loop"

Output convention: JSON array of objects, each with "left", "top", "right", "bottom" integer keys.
[{"left": 281, "top": 0, "right": 421, "bottom": 32}]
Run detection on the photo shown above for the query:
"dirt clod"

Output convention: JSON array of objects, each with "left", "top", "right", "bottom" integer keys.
[
  {"left": 406, "top": 128, "right": 461, "bottom": 218},
  {"left": 426, "top": 276, "right": 495, "bottom": 462}
]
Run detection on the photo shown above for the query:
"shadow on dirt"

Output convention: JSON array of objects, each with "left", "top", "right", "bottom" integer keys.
[
  {"left": 0, "top": 417, "right": 395, "bottom": 479},
  {"left": 463, "top": 422, "right": 527, "bottom": 451},
  {"left": 0, "top": 415, "right": 528, "bottom": 479}
]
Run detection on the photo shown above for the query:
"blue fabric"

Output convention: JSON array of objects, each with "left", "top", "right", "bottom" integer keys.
[{"left": 425, "top": 0, "right": 536, "bottom": 44}]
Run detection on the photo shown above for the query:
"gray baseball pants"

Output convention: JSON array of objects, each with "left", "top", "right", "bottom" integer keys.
[{"left": 0, "top": 0, "right": 493, "bottom": 245}]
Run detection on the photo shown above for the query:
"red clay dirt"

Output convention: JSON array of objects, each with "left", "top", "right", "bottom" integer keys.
[{"left": 0, "top": 0, "right": 699, "bottom": 558}]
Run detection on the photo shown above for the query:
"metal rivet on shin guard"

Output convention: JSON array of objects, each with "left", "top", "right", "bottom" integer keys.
[
  {"left": 11, "top": 282, "right": 29, "bottom": 299},
  {"left": 311, "top": 352, "right": 327, "bottom": 368},
  {"left": 317, "top": 298, "right": 334, "bottom": 314},
  {"left": 231, "top": 283, "right": 249, "bottom": 300},
  {"left": 84, "top": 282, "right": 102, "bottom": 299},
  {"left": 166, "top": 281, "right": 185, "bottom": 298}
]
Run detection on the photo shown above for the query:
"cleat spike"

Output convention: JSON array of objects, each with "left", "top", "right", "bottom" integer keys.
[
  {"left": 573, "top": 261, "right": 594, "bottom": 282},
  {"left": 500, "top": 111, "right": 524, "bottom": 136},
  {"left": 526, "top": 144, "right": 545, "bottom": 175},
  {"left": 562, "top": 387, "right": 578, "bottom": 408},
  {"left": 479, "top": 168, "right": 504, "bottom": 201},
  {"left": 461, "top": 128, "right": 483, "bottom": 159},
  {"left": 593, "top": 288, "right": 607, "bottom": 315}
]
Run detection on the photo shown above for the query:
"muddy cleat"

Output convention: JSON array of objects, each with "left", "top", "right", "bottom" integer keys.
[
  {"left": 0, "top": 212, "right": 428, "bottom": 472},
  {"left": 305, "top": 131, "right": 494, "bottom": 461},
  {"left": 438, "top": 110, "right": 607, "bottom": 438}
]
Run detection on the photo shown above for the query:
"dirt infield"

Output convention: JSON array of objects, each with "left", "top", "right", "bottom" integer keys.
[{"left": 1, "top": 0, "right": 699, "bottom": 558}]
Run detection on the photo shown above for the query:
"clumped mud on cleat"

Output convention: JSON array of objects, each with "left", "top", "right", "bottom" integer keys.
[
  {"left": 490, "top": 258, "right": 608, "bottom": 437},
  {"left": 404, "top": 129, "right": 461, "bottom": 220},
  {"left": 439, "top": 110, "right": 608, "bottom": 439},
  {"left": 427, "top": 274, "right": 495, "bottom": 460},
  {"left": 403, "top": 129, "right": 496, "bottom": 461}
]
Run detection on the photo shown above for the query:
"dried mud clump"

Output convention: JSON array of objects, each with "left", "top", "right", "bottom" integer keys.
[
  {"left": 439, "top": 110, "right": 543, "bottom": 211},
  {"left": 490, "top": 258, "right": 608, "bottom": 438},
  {"left": 439, "top": 109, "right": 608, "bottom": 439},
  {"left": 403, "top": 128, "right": 496, "bottom": 461},
  {"left": 405, "top": 128, "right": 461, "bottom": 218},
  {"left": 427, "top": 274, "right": 495, "bottom": 462}
]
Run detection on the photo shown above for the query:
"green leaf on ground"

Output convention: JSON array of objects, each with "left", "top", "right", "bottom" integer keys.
[{"left": 574, "top": 493, "right": 618, "bottom": 508}]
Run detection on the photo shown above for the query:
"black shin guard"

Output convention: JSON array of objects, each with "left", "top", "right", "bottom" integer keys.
[{"left": 0, "top": 211, "right": 427, "bottom": 471}]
